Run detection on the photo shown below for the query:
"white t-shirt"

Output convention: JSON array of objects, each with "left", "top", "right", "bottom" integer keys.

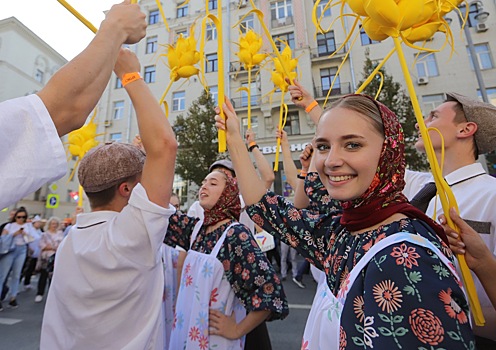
[
  {"left": 0, "top": 95, "right": 66, "bottom": 209},
  {"left": 405, "top": 164, "right": 496, "bottom": 339},
  {"left": 40, "top": 184, "right": 175, "bottom": 350}
]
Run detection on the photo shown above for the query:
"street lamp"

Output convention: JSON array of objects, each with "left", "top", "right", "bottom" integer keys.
[{"left": 459, "top": 0, "right": 490, "bottom": 103}]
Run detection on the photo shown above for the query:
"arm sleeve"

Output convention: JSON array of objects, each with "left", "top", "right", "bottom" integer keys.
[
  {"left": 246, "top": 191, "right": 334, "bottom": 270},
  {"left": 222, "top": 224, "right": 289, "bottom": 321},
  {"left": 343, "top": 241, "right": 474, "bottom": 348},
  {"left": 163, "top": 212, "right": 199, "bottom": 251}
]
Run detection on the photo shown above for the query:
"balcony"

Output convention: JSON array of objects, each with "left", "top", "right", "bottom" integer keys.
[
  {"left": 271, "top": 16, "right": 294, "bottom": 29},
  {"left": 314, "top": 83, "right": 352, "bottom": 99},
  {"left": 231, "top": 95, "right": 261, "bottom": 109},
  {"left": 310, "top": 45, "right": 347, "bottom": 60}
]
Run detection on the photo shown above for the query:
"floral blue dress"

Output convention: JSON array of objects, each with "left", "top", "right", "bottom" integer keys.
[
  {"left": 246, "top": 174, "right": 474, "bottom": 349},
  {"left": 164, "top": 214, "right": 288, "bottom": 321}
]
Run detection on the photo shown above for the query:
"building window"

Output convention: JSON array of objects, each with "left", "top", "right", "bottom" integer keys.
[
  {"left": 415, "top": 52, "right": 439, "bottom": 77},
  {"left": 477, "top": 87, "right": 496, "bottom": 105},
  {"left": 468, "top": 43, "right": 494, "bottom": 70},
  {"left": 317, "top": 31, "right": 336, "bottom": 56},
  {"left": 35, "top": 69, "right": 44, "bottom": 83},
  {"left": 115, "top": 77, "right": 123, "bottom": 89},
  {"left": 315, "top": 0, "right": 331, "bottom": 17},
  {"left": 176, "top": 29, "right": 188, "bottom": 39},
  {"left": 320, "top": 67, "right": 340, "bottom": 94},
  {"left": 149, "top": 10, "right": 159, "bottom": 25},
  {"left": 208, "top": 0, "right": 218, "bottom": 11},
  {"left": 283, "top": 112, "right": 300, "bottom": 135},
  {"left": 173, "top": 91, "right": 186, "bottom": 111},
  {"left": 242, "top": 116, "right": 258, "bottom": 136},
  {"left": 422, "top": 94, "right": 445, "bottom": 115},
  {"left": 146, "top": 36, "right": 158, "bottom": 54},
  {"left": 459, "top": 3, "right": 479, "bottom": 27},
  {"left": 144, "top": 65, "right": 156, "bottom": 83},
  {"left": 110, "top": 132, "right": 122, "bottom": 142},
  {"left": 206, "top": 23, "right": 217, "bottom": 41},
  {"left": 209, "top": 85, "right": 218, "bottom": 105},
  {"left": 271, "top": 0, "right": 293, "bottom": 20},
  {"left": 272, "top": 32, "right": 295, "bottom": 51},
  {"left": 113, "top": 101, "right": 125, "bottom": 120},
  {"left": 360, "top": 27, "right": 379, "bottom": 46},
  {"left": 240, "top": 14, "right": 254, "bottom": 33},
  {"left": 241, "top": 82, "right": 257, "bottom": 107},
  {"left": 177, "top": 4, "right": 188, "bottom": 18},
  {"left": 206, "top": 53, "right": 218, "bottom": 73}
]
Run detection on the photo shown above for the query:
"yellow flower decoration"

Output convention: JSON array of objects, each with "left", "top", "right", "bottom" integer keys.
[
  {"left": 236, "top": 30, "right": 267, "bottom": 70},
  {"left": 270, "top": 43, "right": 297, "bottom": 93}
]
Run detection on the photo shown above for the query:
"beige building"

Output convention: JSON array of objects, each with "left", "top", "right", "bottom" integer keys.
[
  {"left": 97, "top": 0, "right": 496, "bottom": 206},
  {"left": 95, "top": 0, "right": 496, "bottom": 207}
]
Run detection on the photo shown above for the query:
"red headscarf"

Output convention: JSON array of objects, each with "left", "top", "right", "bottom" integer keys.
[
  {"left": 338, "top": 95, "right": 448, "bottom": 245},
  {"left": 203, "top": 172, "right": 242, "bottom": 227}
]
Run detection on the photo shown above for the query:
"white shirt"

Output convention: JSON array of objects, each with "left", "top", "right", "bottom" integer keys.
[
  {"left": 40, "top": 184, "right": 175, "bottom": 350},
  {"left": 405, "top": 164, "right": 496, "bottom": 339},
  {"left": 187, "top": 195, "right": 255, "bottom": 235},
  {"left": 0, "top": 95, "right": 66, "bottom": 209}
]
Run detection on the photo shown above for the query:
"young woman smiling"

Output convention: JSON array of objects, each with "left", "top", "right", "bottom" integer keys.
[{"left": 215, "top": 95, "right": 474, "bottom": 349}]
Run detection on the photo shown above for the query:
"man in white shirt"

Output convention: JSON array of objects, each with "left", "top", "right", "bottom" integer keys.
[
  {"left": 404, "top": 93, "right": 496, "bottom": 347},
  {"left": 40, "top": 48, "right": 178, "bottom": 349},
  {"left": 0, "top": 0, "right": 146, "bottom": 209}
]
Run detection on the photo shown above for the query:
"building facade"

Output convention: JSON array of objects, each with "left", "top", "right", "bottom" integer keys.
[{"left": 95, "top": 0, "right": 496, "bottom": 207}]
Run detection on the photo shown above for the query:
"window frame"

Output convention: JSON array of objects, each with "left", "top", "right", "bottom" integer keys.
[
  {"left": 149, "top": 10, "right": 160, "bottom": 25},
  {"left": 172, "top": 91, "right": 186, "bottom": 111},
  {"left": 146, "top": 36, "right": 158, "bottom": 54},
  {"left": 206, "top": 53, "right": 219, "bottom": 73},
  {"left": 144, "top": 65, "right": 156, "bottom": 83},
  {"left": 113, "top": 100, "right": 125, "bottom": 120}
]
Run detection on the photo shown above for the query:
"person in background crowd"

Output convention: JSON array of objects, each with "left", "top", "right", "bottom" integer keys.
[{"left": 22, "top": 215, "right": 44, "bottom": 292}]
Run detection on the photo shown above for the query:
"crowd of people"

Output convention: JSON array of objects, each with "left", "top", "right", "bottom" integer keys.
[{"left": 1, "top": 1, "right": 496, "bottom": 349}]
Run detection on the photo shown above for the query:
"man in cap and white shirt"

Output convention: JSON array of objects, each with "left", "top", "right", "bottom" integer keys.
[
  {"left": 40, "top": 49, "right": 177, "bottom": 349},
  {"left": 403, "top": 93, "right": 496, "bottom": 348}
]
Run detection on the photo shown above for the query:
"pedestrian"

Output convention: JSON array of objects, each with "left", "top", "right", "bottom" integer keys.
[
  {"left": 40, "top": 48, "right": 178, "bottom": 349},
  {"left": 0, "top": 0, "right": 146, "bottom": 209},
  {"left": 21, "top": 215, "right": 44, "bottom": 291},
  {"left": 216, "top": 95, "right": 474, "bottom": 348}
]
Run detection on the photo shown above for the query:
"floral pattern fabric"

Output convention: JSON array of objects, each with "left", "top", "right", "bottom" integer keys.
[
  {"left": 247, "top": 192, "right": 474, "bottom": 349},
  {"left": 165, "top": 214, "right": 288, "bottom": 321}
]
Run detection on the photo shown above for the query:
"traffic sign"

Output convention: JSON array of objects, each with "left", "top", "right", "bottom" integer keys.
[{"left": 46, "top": 194, "right": 60, "bottom": 209}]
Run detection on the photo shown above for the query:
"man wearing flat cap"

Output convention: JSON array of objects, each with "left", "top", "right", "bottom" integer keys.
[
  {"left": 41, "top": 49, "right": 178, "bottom": 350},
  {"left": 404, "top": 92, "right": 496, "bottom": 348}
]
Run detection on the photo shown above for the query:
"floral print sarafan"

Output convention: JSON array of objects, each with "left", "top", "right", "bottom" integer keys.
[
  {"left": 165, "top": 214, "right": 288, "bottom": 320},
  {"left": 247, "top": 190, "right": 474, "bottom": 348}
]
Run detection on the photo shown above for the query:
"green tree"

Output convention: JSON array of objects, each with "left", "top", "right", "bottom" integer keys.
[
  {"left": 173, "top": 90, "right": 221, "bottom": 187},
  {"left": 358, "top": 50, "right": 429, "bottom": 171}
]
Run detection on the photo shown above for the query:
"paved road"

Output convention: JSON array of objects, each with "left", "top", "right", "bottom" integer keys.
[{"left": 0, "top": 271, "right": 318, "bottom": 350}]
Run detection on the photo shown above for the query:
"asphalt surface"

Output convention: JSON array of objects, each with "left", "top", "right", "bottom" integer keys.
[{"left": 0, "top": 268, "right": 318, "bottom": 350}]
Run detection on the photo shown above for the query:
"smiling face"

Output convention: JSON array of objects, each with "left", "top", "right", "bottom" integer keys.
[
  {"left": 199, "top": 171, "right": 227, "bottom": 210},
  {"left": 313, "top": 106, "right": 384, "bottom": 201}
]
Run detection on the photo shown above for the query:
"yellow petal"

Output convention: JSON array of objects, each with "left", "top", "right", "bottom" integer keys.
[
  {"left": 365, "top": 0, "right": 400, "bottom": 28},
  {"left": 177, "top": 66, "right": 199, "bottom": 78},
  {"left": 345, "top": 0, "right": 368, "bottom": 17},
  {"left": 362, "top": 17, "right": 390, "bottom": 41},
  {"left": 405, "top": 21, "right": 440, "bottom": 42},
  {"left": 69, "top": 144, "right": 82, "bottom": 157},
  {"left": 251, "top": 53, "right": 267, "bottom": 66}
]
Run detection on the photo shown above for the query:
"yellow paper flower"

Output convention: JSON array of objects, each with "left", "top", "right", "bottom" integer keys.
[
  {"left": 271, "top": 43, "right": 297, "bottom": 92},
  {"left": 235, "top": 29, "right": 267, "bottom": 69},
  {"left": 165, "top": 27, "right": 201, "bottom": 82}
]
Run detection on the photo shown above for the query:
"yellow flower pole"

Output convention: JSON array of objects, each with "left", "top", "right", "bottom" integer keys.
[
  {"left": 319, "top": 0, "right": 483, "bottom": 325},
  {"left": 235, "top": 30, "right": 267, "bottom": 129}
]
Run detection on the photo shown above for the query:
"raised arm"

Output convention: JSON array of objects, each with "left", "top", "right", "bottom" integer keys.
[
  {"left": 287, "top": 79, "right": 323, "bottom": 125},
  {"left": 245, "top": 129, "right": 274, "bottom": 190},
  {"left": 293, "top": 144, "right": 314, "bottom": 209},
  {"left": 37, "top": 1, "right": 146, "bottom": 136},
  {"left": 277, "top": 129, "right": 298, "bottom": 190},
  {"left": 114, "top": 49, "right": 177, "bottom": 207},
  {"left": 215, "top": 100, "right": 267, "bottom": 206}
]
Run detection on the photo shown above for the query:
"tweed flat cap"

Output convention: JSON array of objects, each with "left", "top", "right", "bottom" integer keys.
[
  {"left": 78, "top": 142, "right": 145, "bottom": 193},
  {"left": 208, "top": 159, "right": 235, "bottom": 176},
  {"left": 446, "top": 92, "right": 496, "bottom": 154}
]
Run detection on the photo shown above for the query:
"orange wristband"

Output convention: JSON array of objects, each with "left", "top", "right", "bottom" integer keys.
[
  {"left": 122, "top": 72, "right": 142, "bottom": 87},
  {"left": 305, "top": 100, "right": 318, "bottom": 113}
]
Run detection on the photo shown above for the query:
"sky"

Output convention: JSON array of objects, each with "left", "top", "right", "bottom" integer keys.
[{"left": 2, "top": 1, "right": 119, "bottom": 60}]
